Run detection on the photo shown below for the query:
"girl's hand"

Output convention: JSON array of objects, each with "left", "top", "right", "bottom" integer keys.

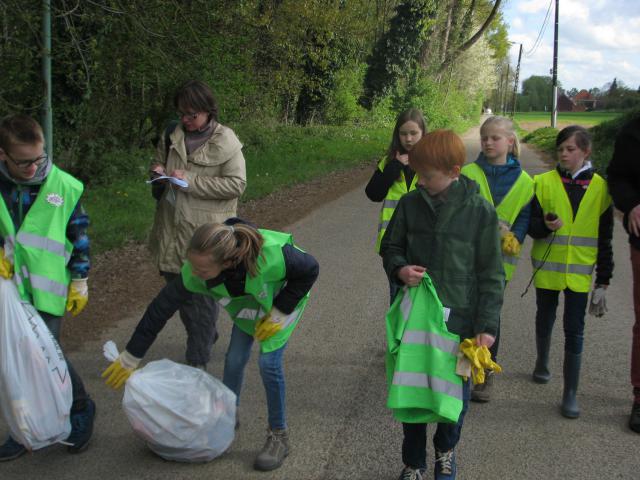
[
  {"left": 544, "top": 215, "right": 563, "bottom": 231},
  {"left": 475, "top": 333, "right": 495, "bottom": 349},
  {"left": 397, "top": 265, "right": 426, "bottom": 286},
  {"left": 395, "top": 151, "right": 409, "bottom": 166}
]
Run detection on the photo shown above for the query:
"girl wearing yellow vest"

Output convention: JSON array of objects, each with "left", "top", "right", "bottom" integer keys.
[
  {"left": 461, "top": 116, "right": 533, "bottom": 403},
  {"left": 365, "top": 109, "right": 426, "bottom": 302},
  {"left": 528, "top": 126, "right": 614, "bottom": 419},
  {"left": 103, "top": 219, "right": 319, "bottom": 471}
]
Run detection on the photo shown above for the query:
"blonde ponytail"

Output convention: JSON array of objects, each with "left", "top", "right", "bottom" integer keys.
[{"left": 188, "top": 223, "right": 264, "bottom": 277}]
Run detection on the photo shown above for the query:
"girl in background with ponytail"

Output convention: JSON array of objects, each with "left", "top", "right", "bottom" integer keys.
[{"left": 103, "top": 218, "right": 319, "bottom": 471}]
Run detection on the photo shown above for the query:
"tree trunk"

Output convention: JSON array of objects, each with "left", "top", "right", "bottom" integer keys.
[{"left": 437, "top": 0, "right": 502, "bottom": 74}]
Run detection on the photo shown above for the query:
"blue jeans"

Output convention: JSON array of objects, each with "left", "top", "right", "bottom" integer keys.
[
  {"left": 535, "top": 288, "right": 589, "bottom": 355},
  {"left": 402, "top": 379, "right": 471, "bottom": 469},
  {"left": 222, "top": 324, "right": 287, "bottom": 430}
]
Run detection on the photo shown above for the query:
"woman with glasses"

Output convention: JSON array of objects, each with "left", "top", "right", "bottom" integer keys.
[{"left": 148, "top": 79, "right": 247, "bottom": 371}]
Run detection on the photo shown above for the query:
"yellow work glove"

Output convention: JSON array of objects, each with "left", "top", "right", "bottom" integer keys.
[
  {"left": 0, "top": 247, "right": 13, "bottom": 279},
  {"left": 102, "top": 350, "right": 141, "bottom": 389},
  {"left": 459, "top": 338, "right": 502, "bottom": 385},
  {"left": 501, "top": 231, "right": 521, "bottom": 256},
  {"left": 66, "top": 278, "right": 88, "bottom": 316},
  {"left": 255, "top": 307, "right": 288, "bottom": 341}
]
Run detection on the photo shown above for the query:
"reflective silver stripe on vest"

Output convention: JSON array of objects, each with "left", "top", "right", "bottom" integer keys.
[
  {"left": 540, "top": 234, "right": 598, "bottom": 248},
  {"left": 14, "top": 266, "right": 68, "bottom": 297},
  {"left": 218, "top": 297, "right": 232, "bottom": 307},
  {"left": 392, "top": 371, "right": 463, "bottom": 400},
  {"left": 503, "top": 254, "right": 519, "bottom": 265},
  {"left": 378, "top": 220, "right": 389, "bottom": 232},
  {"left": 401, "top": 329, "right": 459, "bottom": 356},
  {"left": 236, "top": 308, "right": 259, "bottom": 320},
  {"left": 531, "top": 259, "right": 595, "bottom": 275},
  {"left": 17, "top": 231, "right": 70, "bottom": 262},
  {"left": 383, "top": 199, "right": 399, "bottom": 209},
  {"left": 400, "top": 289, "right": 412, "bottom": 322}
]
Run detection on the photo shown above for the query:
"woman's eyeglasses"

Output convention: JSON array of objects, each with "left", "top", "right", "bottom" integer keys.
[
  {"left": 6, "top": 152, "right": 48, "bottom": 169},
  {"left": 177, "top": 111, "right": 200, "bottom": 120}
]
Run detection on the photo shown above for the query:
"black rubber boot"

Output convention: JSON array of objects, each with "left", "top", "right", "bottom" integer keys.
[
  {"left": 560, "top": 351, "right": 581, "bottom": 419},
  {"left": 532, "top": 336, "right": 552, "bottom": 384}
]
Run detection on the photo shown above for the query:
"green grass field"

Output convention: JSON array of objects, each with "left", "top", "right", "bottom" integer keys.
[{"left": 515, "top": 111, "right": 621, "bottom": 128}]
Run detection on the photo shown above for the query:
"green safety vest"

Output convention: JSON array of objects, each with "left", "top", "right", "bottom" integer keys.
[
  {"left": 530, "top": 170, "right": 611, "bottom": 292},
  {"left": 182, "top": 229, "right": 310, "bottom": 353},
  {"left": 375, "top": 157, "right": 418, "bottom": 252},
  {"left": 461, "top": 162, "right": 534, "bottom": 281},
  {"left": 0, "top": 166, "right": 83, "bottom": 315},
  {"left": 386, "top": 275, "right": 463, "bottom": 424}
]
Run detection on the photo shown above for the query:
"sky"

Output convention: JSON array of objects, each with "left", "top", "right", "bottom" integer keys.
[{"left": 502, "top": 0, "right": 640, "bottom": 92}]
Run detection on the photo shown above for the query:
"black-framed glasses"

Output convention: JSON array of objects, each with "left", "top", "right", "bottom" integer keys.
[
  {"left": 6, "top": 152, "right": 48, "bottom": 169},
  {"left": 177, "top": 111, "right": 200, "bottom": 120}
]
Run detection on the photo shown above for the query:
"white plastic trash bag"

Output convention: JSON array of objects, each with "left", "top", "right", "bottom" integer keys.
[
  {"left": 121, "top": 357, "right": 236, "bottom": 462},
  {"left": 0, "top": 278, "right": 72, "bottom": 450}
]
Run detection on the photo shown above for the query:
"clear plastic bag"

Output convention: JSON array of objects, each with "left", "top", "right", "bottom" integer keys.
[
  {"left": 0, "top": 278, "right": 72, "bottom": 450},
  {"left": 122, "top": 358, "right": 236, "bottom": 462}
]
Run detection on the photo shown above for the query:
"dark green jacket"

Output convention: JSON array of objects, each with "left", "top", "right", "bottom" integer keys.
[{"left": 380, "top": 176, "right": 504, "bottom": 339}]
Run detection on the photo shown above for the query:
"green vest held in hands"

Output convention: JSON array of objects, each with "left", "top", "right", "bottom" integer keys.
[
  {"left": 181, "top": 229, "right": 310, "bottom": 353},
  {"left": 0, "top": 165, "right": 83, "bottom": 316},
  {"left": 530, "top": 170, "right": 610, "bottom": 293},
  {"left": 386, "top": 275, "right": 463, "bottom": 424},
  {"left": 461, "top": 163, "right": 534, "bottom": 281},
  {"left": 375, "top": 157, "right": 418, "bottom": 253}
]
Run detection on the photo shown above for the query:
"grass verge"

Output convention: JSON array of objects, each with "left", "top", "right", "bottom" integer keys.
[{"left": 521, "top": 108, "right": 640, "bottom": 173}]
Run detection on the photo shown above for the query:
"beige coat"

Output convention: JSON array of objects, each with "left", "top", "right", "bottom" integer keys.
[{"left": 149, "top": 123, "right": 246, "bottom": 273}]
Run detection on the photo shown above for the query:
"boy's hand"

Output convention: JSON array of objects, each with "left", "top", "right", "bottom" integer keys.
[
  {"left": 398, "top": 265, "right": 426, "bottom": 287},
  {"left": 475, "top": 333, "right": 495, "bottom": 349},
  {"left": 0, "top": 248, "right": 13, "bottom": 279},
  {"left": 66, "top": 278, "right": 88, "bottom": 316}
]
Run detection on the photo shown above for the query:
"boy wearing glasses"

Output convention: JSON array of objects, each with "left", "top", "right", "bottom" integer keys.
[{"left": 0, "top": 114, "right": 95, "bottom": 460}]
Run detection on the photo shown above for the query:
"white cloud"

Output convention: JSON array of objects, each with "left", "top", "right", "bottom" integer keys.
[
  {"left": 504, "top": 0, "right": 640, "bottom": 90},
  {"left": 516, "top": 0, "right": 550, "bottom": 14}
]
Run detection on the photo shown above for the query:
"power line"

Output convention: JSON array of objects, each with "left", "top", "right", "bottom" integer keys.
[{"left": 524, "top": 0, "right": 553, "bottom": 58}]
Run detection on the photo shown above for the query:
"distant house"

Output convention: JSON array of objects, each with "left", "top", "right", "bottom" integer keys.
[
  {"left": 557, "top": 93, "right": 575, "bottom": 112},
  {"left": 573, "top": 90, "right": 597, "bottom": 111}
]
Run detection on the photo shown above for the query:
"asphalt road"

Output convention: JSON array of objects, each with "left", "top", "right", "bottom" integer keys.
[{"left": 2, "top": 122, "right": 639, "bottom": 479}]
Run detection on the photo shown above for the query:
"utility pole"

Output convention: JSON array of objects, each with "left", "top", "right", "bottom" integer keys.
[
  {"left": 502, "top": 64, "right": 510, "bottom": 115},
  {"left": 42, "top": 0, "right": 53, "bottom": 156},
  {"left": 551, "top": 0, "right": 559, "bottom": 128},
  {"left": 511, "top": 44, "right": 523, "bottom": 118}
]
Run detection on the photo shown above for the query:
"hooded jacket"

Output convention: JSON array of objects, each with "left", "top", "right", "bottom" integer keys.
[
  {"left": 149, "top": 123, "right": 247, "bottom": 273},
  {"left": 467, "top": 153, "right": 531, "bottom": 242},
  {"left": 381, "top": 175, "right": 504, "bottom": 339}
]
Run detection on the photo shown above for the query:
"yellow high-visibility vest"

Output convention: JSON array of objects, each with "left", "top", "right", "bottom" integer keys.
[
  {"left": 461, "top": 163, "right": 533, "bottom": 281},
  {"left": 530, "top": 170, "right": 611, "bottom": 292},
  {"left": 375, "top": 157, "right": 418, "bottom": 252}
]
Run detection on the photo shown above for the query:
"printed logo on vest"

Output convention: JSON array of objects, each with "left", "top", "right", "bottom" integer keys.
[{"left": 46, "top": 193, "right": 64, "bottom": 207}]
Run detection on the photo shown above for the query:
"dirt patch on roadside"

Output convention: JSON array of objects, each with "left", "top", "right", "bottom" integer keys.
[{"left": 60, "top": 162, "right": 375, "bottom": 352}]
